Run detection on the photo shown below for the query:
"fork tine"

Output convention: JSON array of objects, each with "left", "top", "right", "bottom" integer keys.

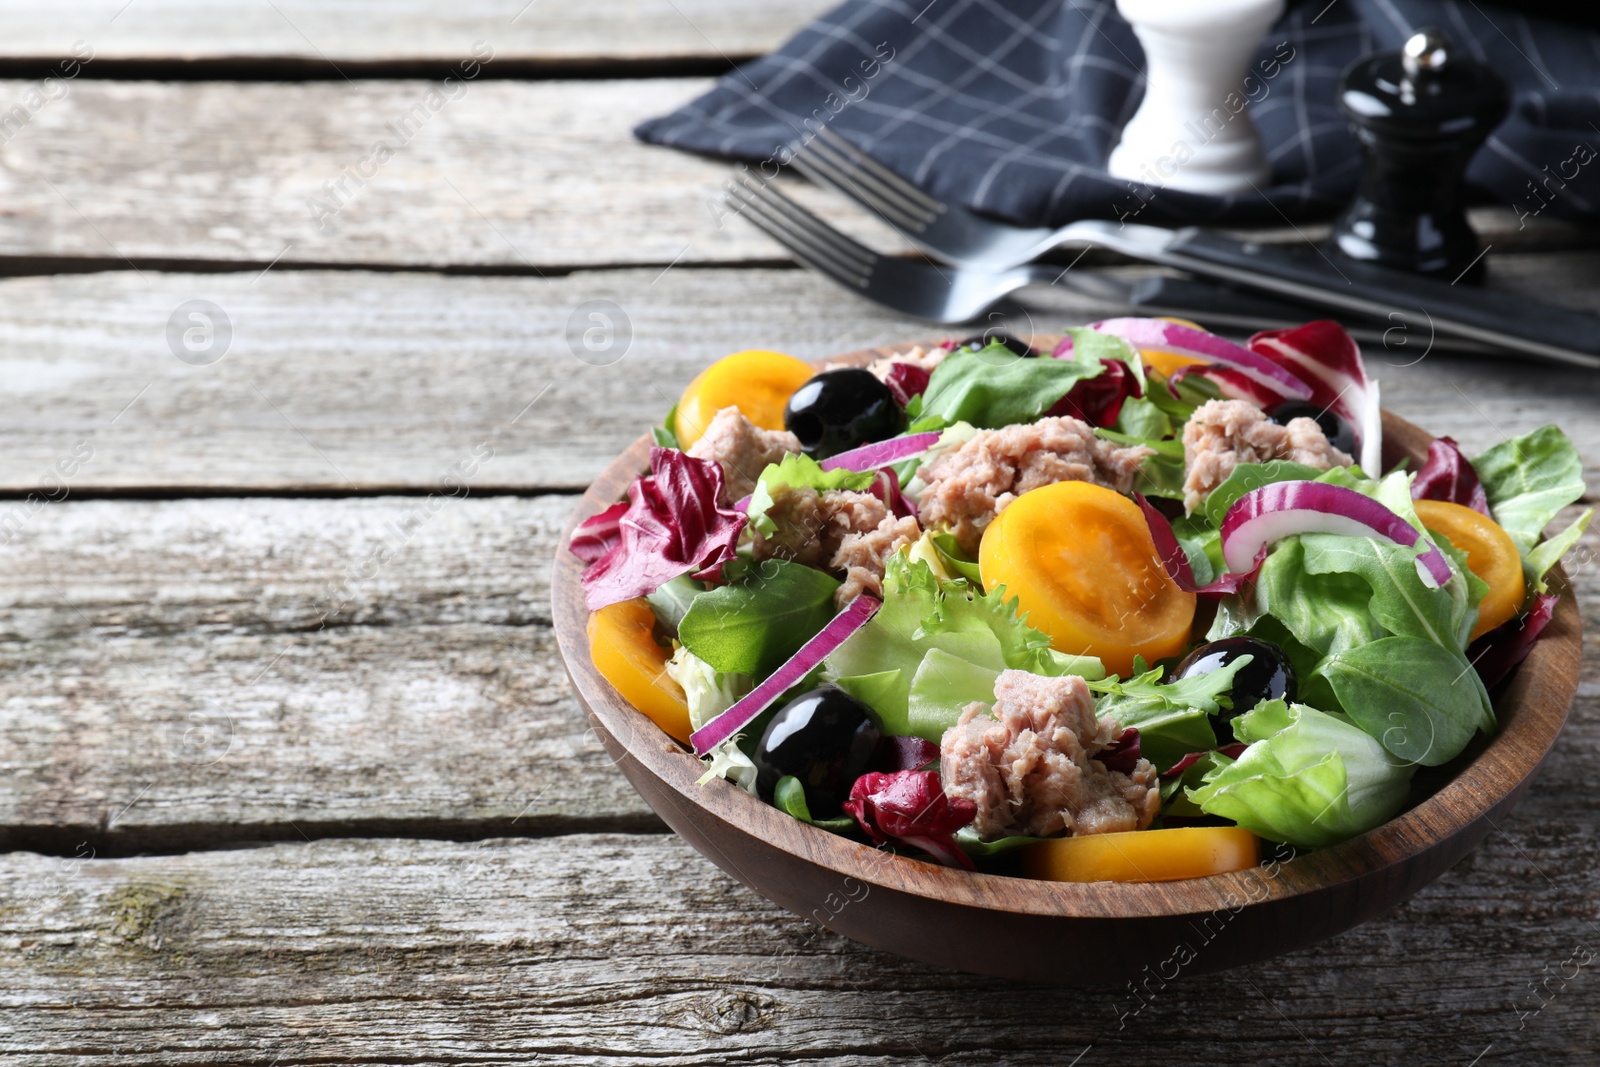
[
  {"left": 729, "top": 172, "right": 879, "bottom": 274},
  {"left": 788, "top": 138, "right": 932, "bottom": 234},
  {"left": 814, "top": 127, "right": 944, "bottom": 217},
  {"left": 726, "top": 181, "right": 874, "bottom": 288},
  {"left": 736, "top": 196, "right": 872, "bottom": 290}
]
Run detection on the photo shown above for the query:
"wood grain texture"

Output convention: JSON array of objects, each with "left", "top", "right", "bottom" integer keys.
[
  {"left": 0, "top": 78, "right": 924, "bottom": 271},
  {"left": 1, "top": 266, "right": 1598, "bottom": 494},
  {"left": 0, "top": 831, "right": 1595, "bottom": 1064},
  {"left": 0, "top": 0, "right": 830, "bottom": 66},
  {"left": 0, "top": 496, "right": 661, "bottom": 853},
  {"left": 0, "top": 79, "right": 1587, "bottom": 273}
]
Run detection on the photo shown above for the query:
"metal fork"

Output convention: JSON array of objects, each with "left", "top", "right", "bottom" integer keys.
[
  {"left": 723, "top": 167, "right": 1062, "bottom": 324},
  {"left": 785, "top": 126, "right": 1600, "bottom": 369},
  {"left": 789, "top": 126, "right": 1175, "bottom": 271}
]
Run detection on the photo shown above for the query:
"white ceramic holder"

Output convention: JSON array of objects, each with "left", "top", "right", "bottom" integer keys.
[{"left": 1107, "top": 0, "right": 1286, "bottom": 196}]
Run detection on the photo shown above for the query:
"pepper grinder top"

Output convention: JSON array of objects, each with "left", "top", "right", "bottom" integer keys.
[{"left": 1331, "top": 29, "right": 1510, "bottom": 281}]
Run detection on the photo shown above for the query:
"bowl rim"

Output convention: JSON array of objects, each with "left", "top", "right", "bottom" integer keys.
[{"left": 552, "top": 341, "right": 1582, "bottom": 920}]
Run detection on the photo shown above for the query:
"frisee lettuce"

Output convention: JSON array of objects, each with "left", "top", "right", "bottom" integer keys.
[
  {"left": 746, "top": 453, "right": 876, "bottom": 538},
  {"left": 823, "top": 555, "right": 1104, "bottom": 741}
]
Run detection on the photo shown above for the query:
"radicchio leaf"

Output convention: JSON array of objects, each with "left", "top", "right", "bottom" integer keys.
[
  {"left": 1134, "top": 493, "right": 1257, "bottom": 597},
  {"left": 1412, "top": 436, "right": 1491, "bottom": 516},
  {"left": 573, "top": 448, "right": 744, "bottom": 611},
  {"left": 1248, "top": 320, "right": 1382, "bottom": 476},
  {"left": 844, "top": 770, "right": 976, "bottom": 870},
  {"left": 569, "top": 500, "right": 627, "bottom": 563},
  {"left": 883, "top": 362, "right": 931, "bottom": 408},
  {"left": 1046, "top": 357, "right": 1142, "bottom": 427},
  {"left": 865, "top": 466, "right": 917, "bottom": 520},
  {"left": 1161, "top": 743, "right": 1248, "bottom": 779},
  {"left": 1097, "top": 727, "right": 1144, "bottom": 775},
  {"left": 1468, "top": 592, "right": 1560, "bottom": 689}
]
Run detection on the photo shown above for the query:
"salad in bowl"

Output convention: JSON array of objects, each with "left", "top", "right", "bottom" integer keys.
[{"left": 568, "top": 318, "right": 1588, "bottom": 885}]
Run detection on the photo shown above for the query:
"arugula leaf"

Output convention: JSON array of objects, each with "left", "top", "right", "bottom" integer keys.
[
  {"left": 917, "top": 345, "right": 1104, "bottom": 429},
  {"left": 746, "top": 453, "right": 876, "bottom": 538},
  {"left": 1475, "top": 426, "right": 1587, "bottom": 559},
  {"left": 1188, "top": 700, "right": 1415, "bottom": 848},
  {"left": 774, "top": 776, "right": 856, "bottom": 832},
  {"left": 1086, "top": 662, "right": 1254, "bottom": 770},
  {"left": 954, "top": 826, "right": 1042, "bottom": 858},
  {"left": 678, "top": 559, "right": 841, "bottom": 675},
  {"left": 1313, "top": 636, "right": 1494, "bottom": 766},
  {"left": 652, "top": 401, "right": 681, "bottom": 449},
  {"left": 1113, "top": 396, "right": 1172, "bottom": 441}
]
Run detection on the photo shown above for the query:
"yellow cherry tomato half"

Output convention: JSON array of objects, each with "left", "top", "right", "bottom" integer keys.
[
  {"left": 675, "top": 349, "right": 816, "bottom": 450},
  {"left": 1140, "top": 316, "right": 1209, "bottom": 378},
  {"left": 1021, "top": 826, "right": 1261, "bottom": 883},
  {"left": 587, "top": 598, "right": 692, "bottom": 744},
  {"left": 979, "top": 481, "right": 1196, "bottom": 678},
  {"left": 1414, "top": 498, "right": 1527, "bottom": 640}
]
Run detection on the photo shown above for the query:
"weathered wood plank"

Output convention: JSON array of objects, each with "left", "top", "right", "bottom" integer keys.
[
  {"left": 0, "top": 495, "right": 661, "bottom": 853},
  {"left": 0, "top": 79, "right": 1586, "bottom": 273},
  {"left": 2, "top": 265, "right": 1598, "bottom": 494},
  {"left": 0, "top": 829, "right": 1594, "bottom": 1064},
  {"left": 0, "top": 490, "right": 1594, "bottom": 854},
  {"left": 0, "top": 0, "right": 830, "bottom": 67},
  {"left": 0, "top": 78, "right": 921, "bottom": 271}
]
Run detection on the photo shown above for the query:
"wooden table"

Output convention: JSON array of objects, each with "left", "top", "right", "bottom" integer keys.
[{"left": 0, "top": 4, "right": 1595, "bottom": 1062}]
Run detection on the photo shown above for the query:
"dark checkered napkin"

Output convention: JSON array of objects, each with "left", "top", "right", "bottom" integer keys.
[{"left": 637, "top": 0, "right": 1600, "bottom": 227}]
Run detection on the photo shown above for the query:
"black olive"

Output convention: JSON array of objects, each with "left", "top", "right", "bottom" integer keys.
[
  {"left": 1175, "top": 636, "right": 1297, "bottom": 740},
  {"left": 956, "top": 330, "right": 1036, "bottom": 358},
  {"left": 1266, "top": 400, "right": 1358, "bottom": 456},
  {"left": 753, "top": 686, "right": 882, "bottom": 816},
  {"left": 783, "top": 369, "right": 902, "bottom": 459}
]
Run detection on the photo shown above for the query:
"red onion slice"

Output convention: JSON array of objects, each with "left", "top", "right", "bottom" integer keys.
[
  {"left": 1135, "top": 493, "right": 1256, "bottom": 597},
  {"left": 820, "top": 431, "right": 943, "bottom": 473},
  {"left": 1220, "top": 482, "right": 1454, "bottom": 587},
  {"left": 1091, "top": 318, "right": 1313, "bottom": 401},
  {"left": 689, "top": 595, "right": 881, "bottom": 755}
]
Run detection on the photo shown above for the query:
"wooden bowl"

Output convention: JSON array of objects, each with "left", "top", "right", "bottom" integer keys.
[{"left": 552, "top": 342, "right": 1582, "bottom": 982}]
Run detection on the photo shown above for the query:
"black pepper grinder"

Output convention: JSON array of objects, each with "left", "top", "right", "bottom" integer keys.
[{"left": 1331, "top": 29, "right": 1510, "bottom": 281}]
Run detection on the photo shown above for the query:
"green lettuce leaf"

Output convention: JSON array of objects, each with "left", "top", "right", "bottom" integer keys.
[
  {"left": 1253, "top": 531, "right": 1475, "bottom": 658},
  {"left": 746, "top": 453, "right": 876, "bottom": 538},
  {"left": 1202, "top": 461, "right": 1329, "bottom": 528},
  {"left": 1475, "top": 425, "right": 1587, "bottom": 559},
  {"left": 1188, "top": 700, "right": 1414, "bottom": 848},
  {"left": 1312, "top": 636, "right": 1494, "bottom": 766},
  {"left": 678, "top": 559, "right": 840, "bottom": 675},
  {"left": 1088, "top": 661, "right": 1252, "bottom": 770},
  {"left": 916, "top": 341, "right": 1105, "bottom": 429},
  {"left": 823, "top": 555, "right": 1104, "bottom": 740},
  {"left": 1525, "top": 507, "right": 1593, "bottom": 593}
]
